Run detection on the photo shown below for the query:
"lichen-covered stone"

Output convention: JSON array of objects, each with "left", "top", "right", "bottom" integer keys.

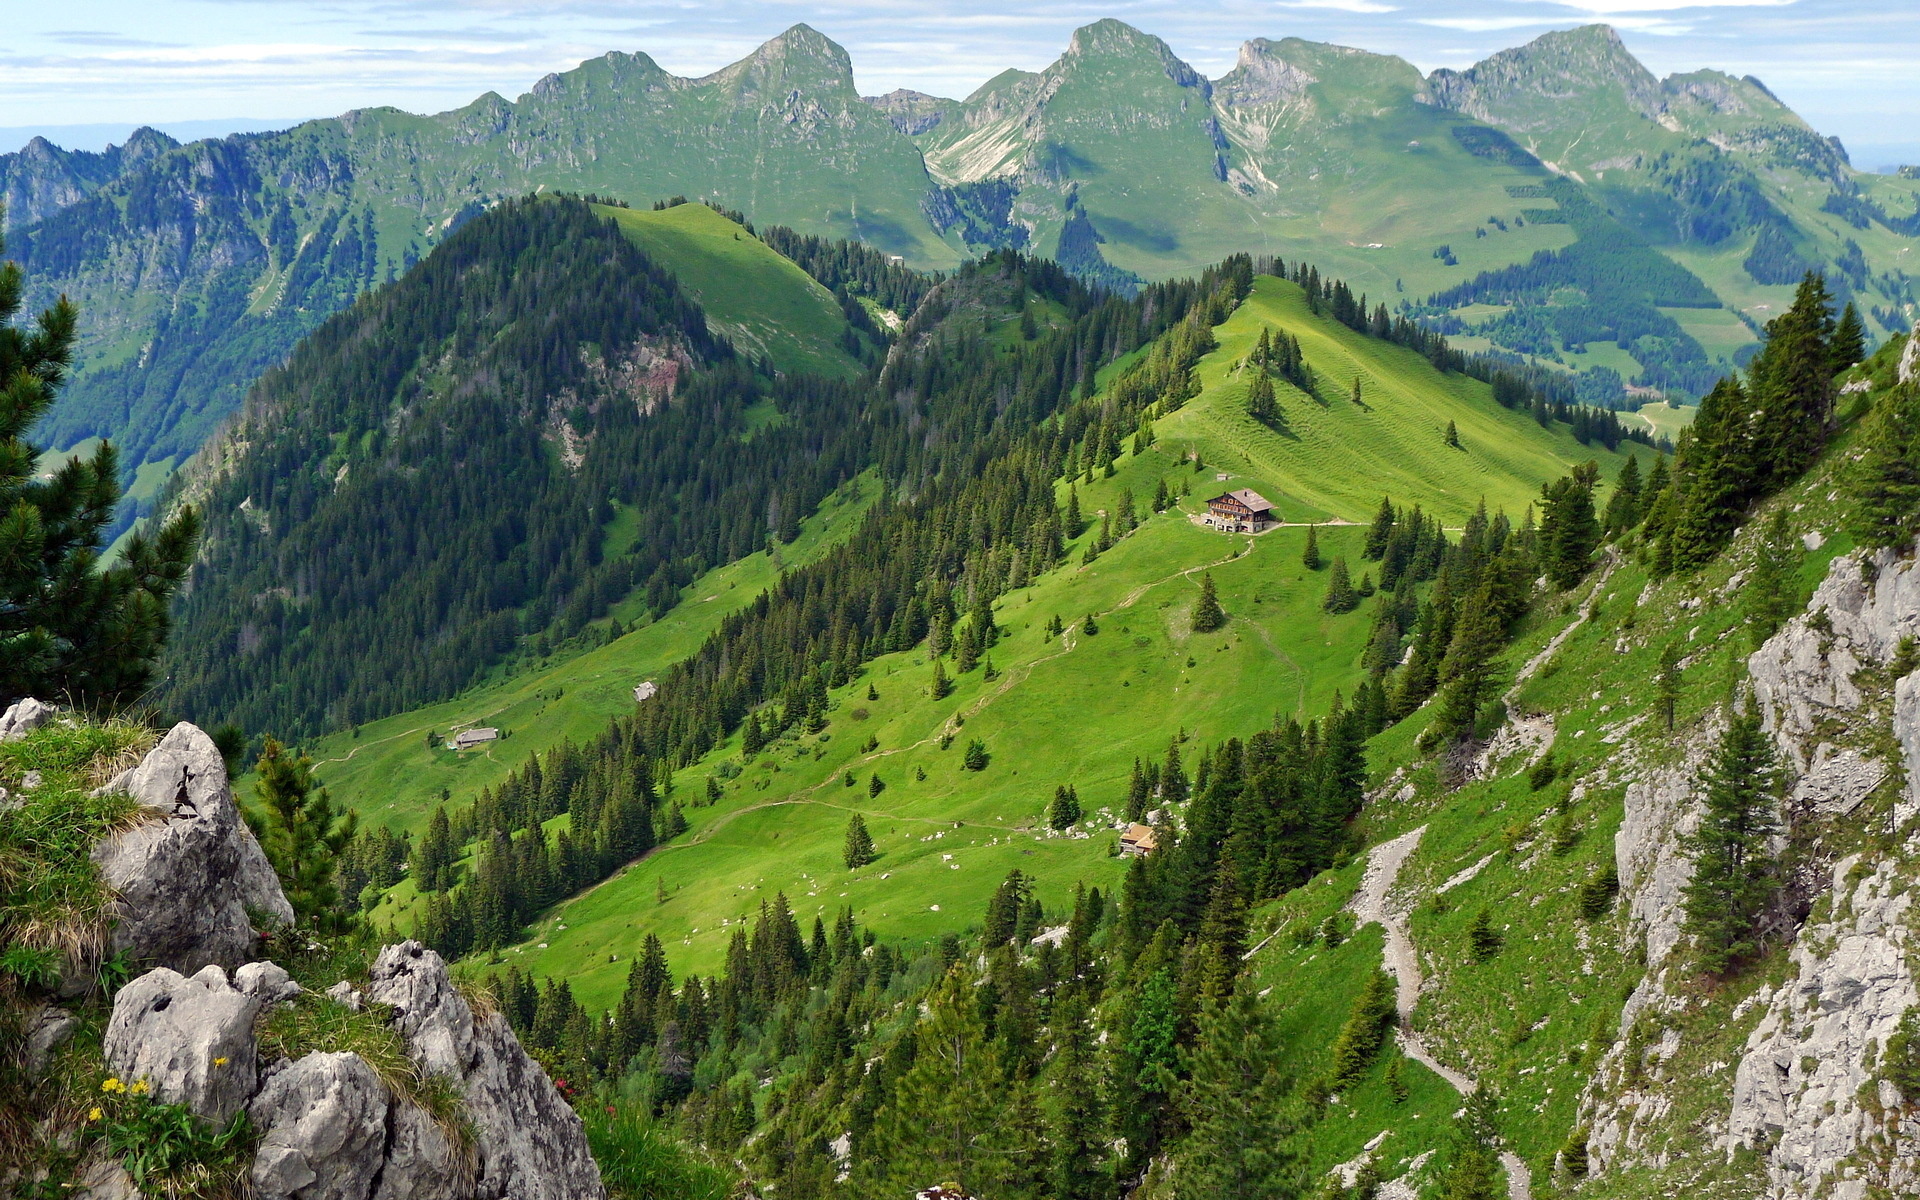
[{"left": 91, "top": 722, "right": 292, "bottom": 974}]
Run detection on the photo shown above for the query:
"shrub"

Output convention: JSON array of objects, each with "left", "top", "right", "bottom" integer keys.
[{"left": 1468, "top": 909, "right": 1503, "bottom": 961}]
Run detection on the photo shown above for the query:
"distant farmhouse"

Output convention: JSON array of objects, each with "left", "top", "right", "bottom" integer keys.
[
  {"left": 1204, "top": 488, "right": 1275, "bottom": 533},
  {"left": 634, "top": 681, "right": 658, "bottom": 703},
  {"left": 1120, "top": 823, "right": 1158, "bottom": 857},
  {"left": 453, "top": 727, "right": 499, "bottom": 751}
]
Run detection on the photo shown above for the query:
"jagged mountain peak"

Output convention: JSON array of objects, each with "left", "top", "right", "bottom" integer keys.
[
  {"left": 699, "top": 23, "right": 858, "bottom": 97},
  {"left": 1061, "top": 18, "right": 1209, "bottom": 92},
  {"left": 1429, "top": 22, "right": 1662, "bottom": 118}
]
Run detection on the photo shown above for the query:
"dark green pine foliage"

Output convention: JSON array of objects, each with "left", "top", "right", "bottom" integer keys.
[
  {"left": 248, "top": 737, "right": 358, "bottom": 933},
  {"left": 1601, "top": 454, "right": 1642, "bottom": 536},
  {"left": 1327, "top": 969, "right": 1397, "bottom": 1088},
  {"left": 1670, "top": 377, "right": 1754, "bottom": 572},
  {"left": 1363, "top": 496, "right": 1395, "bottom": 560},
  {"left": 1302, "top": 523, "right": 1323, "bottom": 570},
  {"left": 1192, "top": 572, "right": 1227, "bottom": 632},
  {"left": 1322, "top": 557, "right": 1357, "bottom": 614},
  {"left": 1830, "top": 302, "right": 1866, "bottom": 373},
  {"left": 1683, "top": 707, "right": 1783, "bottom": 975},
  {"left": 1844, "top": 376, "right": 1920, "bottom": 550},
  {"left": 843, "top": 813, "right": 875, "bottom": 869},
  {"left": 1173, "top": 989, "right": 1304, "bottom": 1200},
  {"left": 1245, "top": 369, "right": 1282, "bottom": 428},
  {"left": 1538, "top": 461, "right": 1601, "bottom": 589},
  {"left": 0, "top": 219, "right": 199, "bottom": 710},
  {"left": 1048, "top": 784, "right": 1082, "bottom": 830}
]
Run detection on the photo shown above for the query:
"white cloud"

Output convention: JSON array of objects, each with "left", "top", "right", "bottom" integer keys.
[{"left": 1276, "top": 0, "right": 1400, "bottom": 13}]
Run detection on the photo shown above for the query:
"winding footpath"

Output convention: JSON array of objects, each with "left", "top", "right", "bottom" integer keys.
[{"left": 1350, "top": 826, "right": 1534, "bottom": 1200}]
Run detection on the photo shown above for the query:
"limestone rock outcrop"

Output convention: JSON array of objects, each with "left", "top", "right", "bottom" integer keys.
[
  {"left": 248, "top": 1053, "right": 391, "bottom": 1200},
  {"left": 91, "top": 722, "right": 293, "bottom": 973},
  {"left": 103, "top": 965, "right": 261, "bottom": 1124},
  {"left": 1728, "top": 856, "right": 1918, "bottom": 1199},
  {"left": 99, "top": 947, "right": 603, "bottom": 1200},
  {"left": 0, "top": 696, "right": 56, "bottom": 741},
  {"left": 367, "top": 941, "right": 605, "bottom": 1200}
]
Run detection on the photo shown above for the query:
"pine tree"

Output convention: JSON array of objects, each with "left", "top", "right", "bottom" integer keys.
[
  {"left": 1047, "top": 996, "right": 1108, "bottom": 1200},
  {"left": 843, "top": 813, "right": 876, "bottom": 869},
  {"left": 963, "top": 739, "right": 989, "bottom": 771},
  {"left": 1468, "top": 908, "right": 1502, "bottom": 961},
  {"left": 413, "top": 804, "right": 456, "bottom": 892},
  {"left": 1161, "top": 738, "right": 1189, "bottom": 805},
  {"left": 1302, "top": 524, "right": 1323, "bottom": 571},
  {"left": 1351, "top": 376, "right": 1363, "bottom": 406},
  {"left": 1328, "top": 969, "right": 1397, "bottom": 1087},
  {"left": 1602, "top": 454, "right": 1643, "bottom": 536},
  {"left": 250, "top": 738, "right": 358, "bottom": 932},
  {"left": 1745, "top": 509, "right": 1800, "bottom": 649},
  {"left": 1192, "top": 572, "right": 1227, "bottom": 632},
  {"left": 1683, "top": 708, "right": 1782, "bottom": 974},
  {"left": 1444, "top": 419, "right": 1461, "bottom": 449},
  {"left": 1656, "top": 641, "right": 1683, "bottom": 731},
  {"left": 1246, "top": 370, "right": 1280, "bottom": 427},
  {"left": 1364, "top": 496, "right": 1395, "bottom": 560},
  {"left": 1831, "top": 302, "right": 1866, "bottom": 373},
  {"left": 930, "top": 658, "right": 953, "bottom": 700},
  {"left": 1748, "top": 272, "right": 1837, "bottom": 488},
  {"left": 1540, "top": 462, "right": 1601, "bottom": 589},
  {"left": 1322, "top": 557, "right": 1358, "bottom": 614},
  {"left": 1173, "top": 989, "right": 1303, "bottom": 1199},
  {"left": 1434, "top": 590, "right": 1504, "bottom": 744},
  {"left": 0, "top": 222, "right": 200, "bottom": 708},
  {"left": 1844, "top": 379, "right": 1920, "bottom": 550},
  {"left": 1065, "top": 484, "right": 1083, "bottom": 538},
  {"left": 1048, "top": 784, "right": 1082, "bottom": 830},
  {"left": 867, "top": 773, "right": 886, "bottom": 798},
  {"left": 1671, "top": 379, "right": 1754, "bottom": 570}
]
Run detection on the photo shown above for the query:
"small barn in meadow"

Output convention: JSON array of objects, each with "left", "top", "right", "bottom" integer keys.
[
  {"left": 1204, "top": 488, "right": 1275, "bottom": 533},
  {"left": 1120, "top": 823, "right": 1159, "bottom": 857},
  {"left": 453, "top": 727, "right": 499, "bottom": 751}
]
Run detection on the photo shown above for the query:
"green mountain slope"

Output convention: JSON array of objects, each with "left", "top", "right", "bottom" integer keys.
[
  {"left": 350, "top": 268, "right": 1643, "bottom": 1010},
  {"left": 600, "top": 202, "right": 863, "bottom": 379}
]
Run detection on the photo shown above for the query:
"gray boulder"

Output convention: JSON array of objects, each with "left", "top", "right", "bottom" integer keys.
[
  {"left": 0, "top": 696, "right": 55, "bottom": 741},
  {"left": 371, "top": 1099, "right": 470, "bottom": 1200},
  {"left": 237, "top": 960, "right": 303, "bottom": 1005},
  {"left": 367, "top": 942, "right": 605, "bottom": 1200},
  {"left": 91, "top": 722, "right": 292, "bottom": 974},
  {"left": 248, "top": 1052, "right": 390, "bottom": 1200},
  {"left": 104, "top": 965, "right": 260, "bottom": 1124},
  {"left": 24, "top": 1004, "right": 77, "bottom": 1073}
]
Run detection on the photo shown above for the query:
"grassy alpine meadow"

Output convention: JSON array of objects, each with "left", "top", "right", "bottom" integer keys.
[
  {"left": 1159, "top": 274, "right": 1648, "bottom": 524},
  {"left": 476, "top": 512, "right": 1385, "bottom": 1008},
  {"left": 595, "top": 202, "right": 867, "bottom": 379}
]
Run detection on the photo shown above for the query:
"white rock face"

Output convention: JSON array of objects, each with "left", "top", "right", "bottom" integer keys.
[
  {"left": 1899, "top": 332, "right": 1918, "bottom": 384},
  {"left": 0, "top": 697, "right": 56, "bottom": 741},
  {"left": 249, "top": 1052, "right": 390, "bottom": 1200},
  {"left": 104, "top": 965, "right": 261, "bottom": 1124},
  {"left": 367, "top": 941, "right": 605, "bottom": 1200},
  {"left": 91, "top": 723, "right": 293, "bottom": 973},
  {"left": 1729, "top": 857, "right": 1918, "bottom": 1199},
  {"left": 1750, "top": 549, "right": 1920, "bottom": 770}
]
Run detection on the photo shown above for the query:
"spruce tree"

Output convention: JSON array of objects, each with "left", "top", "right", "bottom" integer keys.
[
  {"left": 1843, "top": 380, "right": 1920, "bottom": 550},
  {"left": 1655, "top": 641, "right": 1684, "bottom": 731},
  {"left": 1748, "top": 272, "right": 1837, "bottom": 488},
  {"left": 1434, "top": 590, "right": 1504, "bottom": 744},
  {"left": 1322, "top": 557, "right": 1358, "bottom": 614},
  {"left": 1173, "top": 989, "right": 1303, "bottom": 1199},
  {"left": 1364, "top": 496, "right": 1395, "bottom": 560},
  {"left": 0, "top": 220, "right": 200, "bottom": 709},
  {"left": 1745, "top": 508, "right": 1800, "bottom": 649},
  {"left": 250, "top": 738, "right": 358, "bottom": 933},
  {"left": 1602, "top": 454, "right": 1643, "bottom": 536},
  {"left": 843, "top": 813, "right": 876, "bottom": 869},
  {"left": 1302, "top": 524, "right": 1323, "bottom": 570},
  {"left": 1540, "top": 462, "right": 1601, "bottom": 589},
  {"left": 1831, "top": 301, "right": 1866, "bottom": 373},
  {"left": 963, "top": 739, "right": 989, "bottom": 771},
  {"left": 1047, "top": 996, "right": 1108, "bottom": 1200},
  {"left": 1683, "top": 708, "right": 1781, "bottom": 975},
  {"left": 1444, "top": 419, "right": 1461, "bottom": 449},
  {"left": 1192, "top": 571, "right": 1227, "bottom": 632},
  {"left": 930, "top": 658, "right": 952, "bottom": 700},
  {"left": 1048, "top": 784, "right": 1082, "bottom": 830}
]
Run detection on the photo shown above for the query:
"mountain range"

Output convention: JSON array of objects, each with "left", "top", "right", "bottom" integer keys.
[{"left": 2, "top": 19, "right": 1917, "bottom": 529}]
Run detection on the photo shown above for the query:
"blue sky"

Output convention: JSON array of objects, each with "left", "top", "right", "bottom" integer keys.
[{"left": 5, "top": 0, "right": 1917, "bottom": 168}]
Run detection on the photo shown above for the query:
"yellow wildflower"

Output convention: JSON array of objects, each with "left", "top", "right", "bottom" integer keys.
[
  {"left": 213, "top": 1057, "right": 229, "bottom": 1067},
  {"left": 129, "top": 1079, "right": 150, "bottom": 1096},
  {"left": 88, "top": 1107, "right": 102, "bottom": 1122},
  {"left": 100, "top": 1077, "right": 123, "bottom": 1094}
]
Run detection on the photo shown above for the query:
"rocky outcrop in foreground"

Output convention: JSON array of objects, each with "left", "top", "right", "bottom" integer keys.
[
  {"left": 90, "top": 722, "right": 294, "bottom": 976},
  {"left": 30, "top": 714, "right": 606, "bottom": 1200}
]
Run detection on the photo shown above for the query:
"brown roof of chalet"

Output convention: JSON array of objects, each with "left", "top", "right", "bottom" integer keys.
[
  {"left": 1205, "top": 489, "right": 1274, "bottom": 513},
  {"left": 1121, "top": 823, "right": 1158, "bottom": 848}
]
